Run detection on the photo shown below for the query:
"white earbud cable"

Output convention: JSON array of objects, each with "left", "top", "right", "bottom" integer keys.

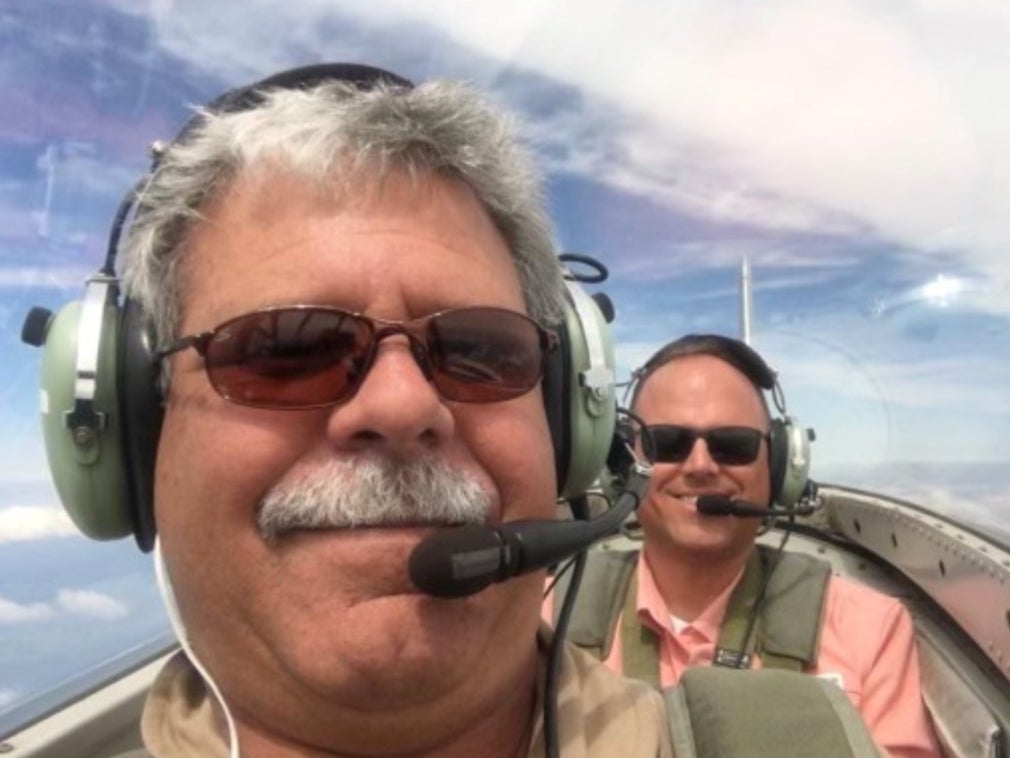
[{"left": 154, "top": 539, "right": 240, "bottom": 758}]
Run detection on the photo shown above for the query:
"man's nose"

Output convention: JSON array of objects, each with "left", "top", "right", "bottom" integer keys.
[
  {"left": 681, "top": 437, "right": 719, "bottom": 476},
  {"left": 324, "top": 338, "right": 455, "bottom": 456}
]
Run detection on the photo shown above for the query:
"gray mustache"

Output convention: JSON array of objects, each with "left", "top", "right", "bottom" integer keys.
[{"left": 257, "top": 457, "right": 493, "bottom": 542}]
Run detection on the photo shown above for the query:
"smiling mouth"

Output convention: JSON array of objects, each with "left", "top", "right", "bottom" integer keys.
[{"left": 664, "top": 492, "right": 732, "bottom": 508}]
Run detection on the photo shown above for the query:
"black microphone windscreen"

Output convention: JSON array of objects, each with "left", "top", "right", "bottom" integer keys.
[
  {"left": 695, "top": 495, "right": 771, "bottom": 518},
  {"left": 408, "top": 465, "right": 652, "bottom": 599},
  {"left": 695, "top": 495, "right": 737, "bottom": 515},
  {"left": 408, "top": 524, "right": 505, "bottom": 598}
]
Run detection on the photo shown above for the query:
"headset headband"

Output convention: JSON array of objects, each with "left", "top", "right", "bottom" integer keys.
[{"left": 630, "top": 333, "right": 778, "bottom": 408}]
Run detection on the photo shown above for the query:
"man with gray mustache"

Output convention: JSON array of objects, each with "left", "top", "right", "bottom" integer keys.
[{"left": 121, "top": 63, "right": 672, "bottom": 757}]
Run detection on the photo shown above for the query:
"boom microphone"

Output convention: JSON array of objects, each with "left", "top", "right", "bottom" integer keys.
[
  {"left": 695, "top": 494, "right": 815, "bottom": 518},
  {"left": 409, "top": 461, "right": 652, "bottom": 598}
]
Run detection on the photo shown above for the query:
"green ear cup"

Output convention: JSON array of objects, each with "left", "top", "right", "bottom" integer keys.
[
  {"left": 38, "top": 300, "right": 133, "bottom": 539},
  {"left": 558, "top": 284, "right": 617, "bottom": 499},
  {"left": 773, "top": 415, "right": 811, "bottom": 509}
]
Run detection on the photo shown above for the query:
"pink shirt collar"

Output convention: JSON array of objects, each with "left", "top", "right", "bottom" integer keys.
[{"left": 635, "top": 551, "right": 746, "bottom": 644}]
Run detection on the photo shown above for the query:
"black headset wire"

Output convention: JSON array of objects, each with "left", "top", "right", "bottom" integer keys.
[
  {"left": 732, "top": 518, "right": 793, "bottom": 669},
  {"left": 544, "top": 493, "right": 591, "bottom": 758},
  {"left": 543, "top": 554, "right": 579, "bottom": 600},
  {"left": 557, "top": 253, "right": 608, "bottom": 284}
]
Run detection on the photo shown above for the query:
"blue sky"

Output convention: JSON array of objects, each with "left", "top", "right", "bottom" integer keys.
[{"left": 1, "top": 0, "right": 1009, "bottom": 715}]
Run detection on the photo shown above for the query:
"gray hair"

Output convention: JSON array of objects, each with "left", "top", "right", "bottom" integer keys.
[{"left": 121, "top": 78, "right": 566, "bottom": 352}]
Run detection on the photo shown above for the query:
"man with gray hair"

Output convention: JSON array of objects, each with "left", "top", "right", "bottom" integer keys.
[{"left": 123, "top": 63, "right": 671, "bottom": 757}]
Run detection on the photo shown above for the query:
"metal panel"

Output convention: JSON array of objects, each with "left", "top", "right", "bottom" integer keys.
[{"left": 823, "top": 485, "right": 1010, "bottom": 684}]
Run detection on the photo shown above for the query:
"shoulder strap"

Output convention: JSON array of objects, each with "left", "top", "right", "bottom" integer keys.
[
  {"left": 619, "top": 564, "right": 661, "bottom": 688},
  {"left": 758, "top": 546, "right": 832, "bottom": 669},
  {"left": 553, "top": 547, "right": 638, "bottom": 660},
  {"left": 716, "top": 546, "right": 832, "bottom": 672},
  {"left": 714, "top": 549, "right": 766, "bottom": 669}
]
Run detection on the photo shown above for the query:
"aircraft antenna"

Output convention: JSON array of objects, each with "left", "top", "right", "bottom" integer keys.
[{"left": 740, "top": 256, "right": 754, "bottom": 345}]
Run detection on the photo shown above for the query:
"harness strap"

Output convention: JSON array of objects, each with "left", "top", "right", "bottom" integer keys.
[
  {"left": 715, "top": 545, "right": 830, "bottom": 672},
  {"left": 619, "top": 565, "right": 662, "bottom": 688},
  {"left": 561, "top": 544, "right": 830, "bottom": 679},
  {"left": 713, "top": 549, "right": 766, "bottom": 670},
  {"left": 552, "top": 548, "right": 637, "bottom": 659}
]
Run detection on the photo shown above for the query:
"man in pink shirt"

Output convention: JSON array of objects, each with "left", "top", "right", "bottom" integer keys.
[{"left": 576, "top": 334, "right": 940, "bottom": 758}]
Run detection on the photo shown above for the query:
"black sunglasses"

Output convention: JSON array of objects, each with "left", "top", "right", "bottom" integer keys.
[
  {"left": 642, "top": 425, "right": 768, "bottom": 466},
  {"left": 159, "top": 305, "right": 559, "bottom": 409}
]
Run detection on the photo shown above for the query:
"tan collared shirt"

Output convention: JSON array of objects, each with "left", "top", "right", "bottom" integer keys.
[{"left": 141, "top": 628, "right": 674, "bottom": 757}]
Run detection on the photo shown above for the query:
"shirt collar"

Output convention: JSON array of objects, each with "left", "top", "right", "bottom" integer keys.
[{"left": 635, "top": 551, "right": 746, "bottom": 644}]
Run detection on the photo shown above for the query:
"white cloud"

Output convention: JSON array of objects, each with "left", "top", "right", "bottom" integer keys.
[
  {"left": 0, "top": 506, "right": 79, "bottom": 543},
  {"left": 613, "top": 340, "right": 663, "bottom": 386},
  {"left": 769, "top": 341, "right": 1010, "bottom": 414},
  {"left": 522, "top": 111, "right": 869, "bottom": 240},
  {"left": 0, "top": 464, "right": 54, "bottom": 492},
  {"left": 0, "top": 588, "right": 128, "bottom": 624},
  {"left": 0, "top": 596, "right": 56, "bottom": 624},
  {"left": 608, "top": 239, "right": 864, "bottom": 284},
  {"left": 50, "top": 149, "right": 143, "bottom": 202},
  {"left": 100, "top": 0, "right": 1010, "bottom": 283},
  {"left": 56, "top": 589, "right": 129, "bottom": 620},
  {"left": 0, "top": 688, "right": 19, "bottom": 708},
  {"left": 725, "top": 324, "right": 1010, "bottom": 418},
  {"left": 909, "top": 0, "right": 1010, "bottom": 24},
  {"left": 0, "top": 265, "right": 92, "bottom": 290},
  {"left": 678, "top": 270, "right": 858, "bottom": 303}
]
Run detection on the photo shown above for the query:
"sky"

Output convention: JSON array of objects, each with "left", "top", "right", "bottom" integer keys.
[{"left": 1, "top": 0, "right": 1009, "bottom": 719}]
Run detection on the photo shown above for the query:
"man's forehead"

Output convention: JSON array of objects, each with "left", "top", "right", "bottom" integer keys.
[
  {"left": 176, "top": 166, "right": 524, "bottom": 323},
  {"left": 635, "top": 355, "right": 768, "bottom": 420}
]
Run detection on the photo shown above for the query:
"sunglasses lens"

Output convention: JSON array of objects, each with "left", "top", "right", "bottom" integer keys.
[
  {"left": 642, "top": 425, "right": 763, "bottom": 464},
  {"left": 643, "top": 426, "right": 697, "bottom": 463},
  {"left": 707, "top": 427, "right": 763, "bottom": 465},
  {"left": 428, "top": 308, "right": 546, "bottom": 402},
  {"left": 204, "top": 309, "right": 371, "bottom": 408}
]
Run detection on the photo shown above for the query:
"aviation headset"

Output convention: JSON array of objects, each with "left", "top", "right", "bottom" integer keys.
[
  {"left": 624, "top": 334, "right": 812, "bottom": 509},
  {"left": 21, "top": 62, "right": 617, "bottom": 552}
]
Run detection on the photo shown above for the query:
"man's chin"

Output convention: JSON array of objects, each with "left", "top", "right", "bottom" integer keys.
[
  {"left": 644, "top": 518, "right": 746, "bottom": 554},
  {"left": 237, "top": 527, "right": 537, "bottom": 703},
  {"left": 270, "top": 598, "right": 488, "bottom": 709}
]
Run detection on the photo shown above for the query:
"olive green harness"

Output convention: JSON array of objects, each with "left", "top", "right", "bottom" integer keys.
[
  {"left": 555, "top": 544, "right": 832, "bottom": 686},
  {"left": 554, "top": 545, "right": 885, "bottom": 757}
]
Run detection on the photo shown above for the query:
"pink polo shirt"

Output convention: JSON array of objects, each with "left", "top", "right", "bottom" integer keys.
[{"left": 600, "top": 553, "right": 941, "bottom": 758}]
